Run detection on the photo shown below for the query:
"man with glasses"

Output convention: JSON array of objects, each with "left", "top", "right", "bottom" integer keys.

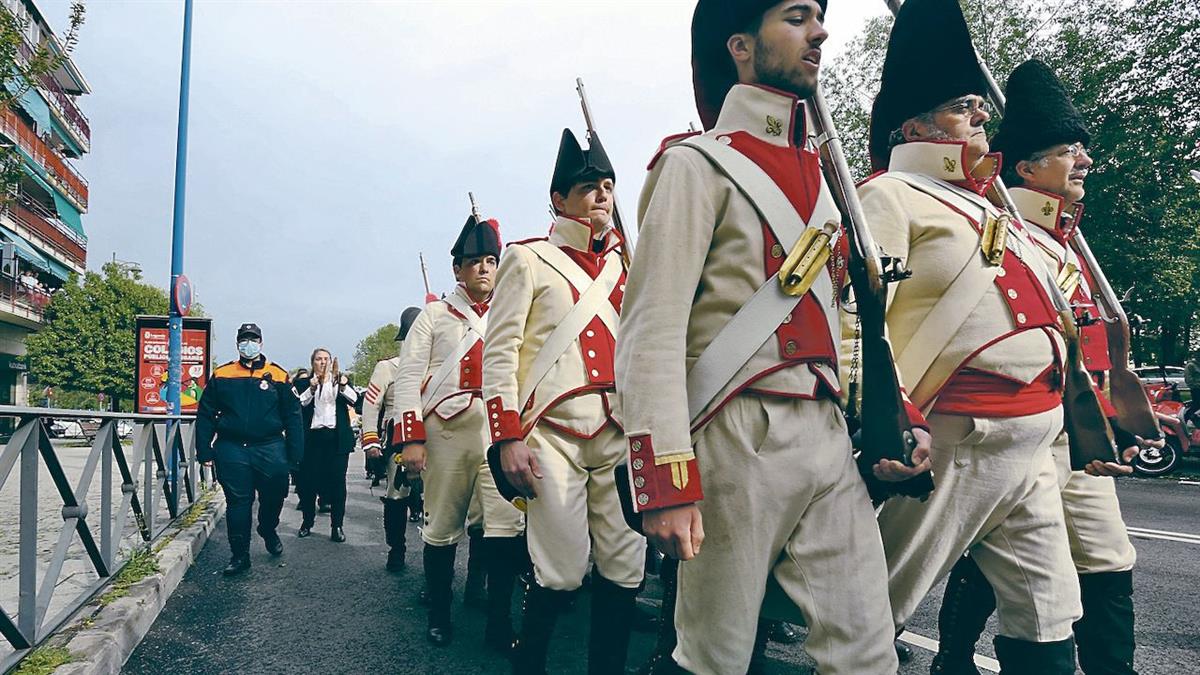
[
  {"left": 932, "top": 59, "right": 1141, "bottom": 675},
  {"left": 858, "top": 0, "right": 1082, "bottom": 671}
]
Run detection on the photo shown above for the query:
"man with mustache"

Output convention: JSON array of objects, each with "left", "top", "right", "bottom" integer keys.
[
  {"left": 931, "top": 59, "right": 1141, "bottom": 675},
  {"left": 616, "top": 1, "right": 927, "bottom": 672},
  {"left": 392, "top": 214, "right": 524, "bottom": 648},
  {"left": 860, "top": 0, "right": 1082, "bottom": 671}
]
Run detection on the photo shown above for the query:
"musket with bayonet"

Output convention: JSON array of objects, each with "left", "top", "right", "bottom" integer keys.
[
  {"left": 808, "top": 86, "right": 934, "bottom": 500},
  {"left": 882, "top": 0, "right": 1150, "bottom": 468},
  {"left": 575, "top": 77, "right": 633, "bottom": 267}
]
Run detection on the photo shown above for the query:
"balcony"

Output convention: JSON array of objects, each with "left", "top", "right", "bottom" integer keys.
[
  {"left": 0, "top": 274, "right": 49, "bottom": 326},
  {"left": 0, "top": 108, "right": 88, "bottom": 211},
  {"left": 5, "top": 196, "right": 87, "bottom": 270},
  {"left": 16, "top": 36, "right": 90, "bottom": 152}
]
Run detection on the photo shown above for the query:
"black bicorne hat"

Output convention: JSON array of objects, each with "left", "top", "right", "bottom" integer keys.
[
  {"left": 991, "top": 59, "right": 1090, "bottom": 166},
  {"left": 450, "top": 214, "right": 502, "bottom": 261},
  {"left": 550, "top": 128, "right": 615, "bottom": 199},
  {"left": 868, "top": 0, "right": 988, "bottom": 171},
  {"left": 395, "top": 306, "right": 422, "bottom": 342},
  {"left": 691, "top": 0, "right": 827, "bottom": 130}
]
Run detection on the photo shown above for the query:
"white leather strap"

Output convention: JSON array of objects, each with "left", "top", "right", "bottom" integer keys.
[
  {"left": 517, "top": 243, "right": 623, "bottom": 413},
  {"left": 420, "top": 304, "right": 486, "bottom": 413},
  {"left": 677, "top": 135, "right": 840, "bottom": 423},
  {"left": 525, "top": 241, "right": 620, "bottom": 335},
  {"left": 442, "top": 291, "right": 487, "bottom": 337}
]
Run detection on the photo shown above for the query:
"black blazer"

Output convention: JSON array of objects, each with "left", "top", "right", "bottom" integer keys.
[{"left": 295, "top": 375, "right": 356, "bottom": 453}]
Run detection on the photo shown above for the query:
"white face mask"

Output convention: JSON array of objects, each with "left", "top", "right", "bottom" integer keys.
[{"left": 237, "top": 340, "right": 262, "bottom": 360}]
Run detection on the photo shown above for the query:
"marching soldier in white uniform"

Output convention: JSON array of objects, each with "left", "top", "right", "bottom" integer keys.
[
  {"left": 361, "top": 306, "right": 421, "bottom": 572},
  {"left": 861, "top": 0, "right": 1083, "bottom": 671},
  {"left": 932, "top": 59, "right": 1140, "bottom": 675},
  {"left": 616, "top": 2, "right": 930, "bottom": 673},
  {"left": 485, "top": 128, "right": 645, "bottom": 674},
  {"left": 392, "top": 215, "right": 524, "bottom": 647}
]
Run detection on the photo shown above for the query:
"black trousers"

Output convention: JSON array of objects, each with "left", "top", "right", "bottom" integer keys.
[
  {"left": 214, "top": 438, "right": 290, "bottom": 557},
  {"left": 298, "top": 427, "right": 350, "bottom": 528}
]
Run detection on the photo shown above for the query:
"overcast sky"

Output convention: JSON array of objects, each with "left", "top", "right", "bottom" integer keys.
[{"left": 41, "top": 0, "right": 888, "bottom": 369}]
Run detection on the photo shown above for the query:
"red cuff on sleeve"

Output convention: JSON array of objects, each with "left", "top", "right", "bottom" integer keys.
[
  {"left": 392, "top": 410, "right": 427, "bottom": 445},
  {"left": 627, "top": 434, "right": 704, "bottom": 512},
  {"left": 487, "top": 396, "right": 523, "bottom": 443}
]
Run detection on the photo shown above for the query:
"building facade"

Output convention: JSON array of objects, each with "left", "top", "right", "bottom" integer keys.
[{"left": 0, "top": 0, "right": 90, "bottom": 408}]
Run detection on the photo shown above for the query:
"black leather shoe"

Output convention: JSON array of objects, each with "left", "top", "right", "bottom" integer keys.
[
  {"left": 895, "top": 639, "right": 913, "bottom": 663},
  {"left": 319, "top": 504, "right": 332, "bottom": 514},
  {"left": 386, "top": 549, "right": 407, "bottom": 572},
  {"left": 766, "top": 620, "right": 803, "bottom": 644},
  {"left": 331, "top": 527, "right": 346, "bottom": 543},
  {"left": 371, "top": 477, "right": 381, "bottom": 487},
  {"left": 409, "top": 511, "right": 421, "bottom": 523},
  {"left": 222, "top": 556, "right": 250, "bottom": 576},
  {"left": 427, "top": 625, "right": 453, "bottom": 647},
  {"left": 263, "top": 532, "right": 283, "bottom": 556},
  {"left": 298, "top": 525, "right": 312, "bottom": 538}
]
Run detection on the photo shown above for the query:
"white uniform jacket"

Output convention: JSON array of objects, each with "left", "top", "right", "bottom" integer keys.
[
  {"left": 483, "top": 216, "right": 625, "bottom": 443},
  {"left": 391, "top": 285, "right": 489, "bottom": 444},
  {"left": 361, "top": 355, "right": 400, "bottom": 449},
  {"left": 856, "top": 141, "right": 1067, "bottom": 414},
  {"left": 616, "top": 84, "right": 863, "bottom": 512}
]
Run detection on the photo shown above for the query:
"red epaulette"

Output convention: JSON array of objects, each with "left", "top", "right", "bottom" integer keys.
[
  {"left": 506, "top": 236, "right": 549, "bottom": 248},
  {"left": 647, "top": 130, "right": 703, "bottom": 171},
  {"left": 855, "top": 169, "right": 888, "bottom": 189}
]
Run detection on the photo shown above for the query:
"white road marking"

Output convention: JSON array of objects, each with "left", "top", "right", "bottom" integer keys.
[
  {"left": 1127, "top": 526, "right": 1200, "bottom": 545},
  {"left": 899, "top": 630, "right": 1000, "bottom": 673},
  {"left": 1179, "top": 480, "right": 1200, "bottom": 486}
]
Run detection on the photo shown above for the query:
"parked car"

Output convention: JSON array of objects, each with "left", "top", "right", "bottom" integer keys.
[{"left": 1133, "top": 365, "right": 1186, "bottom": 388}]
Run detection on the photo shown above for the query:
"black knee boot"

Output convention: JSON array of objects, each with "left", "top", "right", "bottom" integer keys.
[
  {"left": 994, "top": 635, "right": 1076, "bottom": 675},
  {"left": 1075, "top": 571, "right": 1136, "bottom": 675},
  {"left": 485, "top": 536, "right": 525, "bottom": 652},
  {"left": 513, "top": 581, "right": 568, "bottom": 675},
  {"left": 382, "top": 497, "right": 407, "bottom": 572},
  {"left": 465, "top": 526, "right": 487, "bottom": 608},
  {"left": 588, "top": 575, "right": 639, "bottom": 675},
  {"left": 932, "top": 555, "right": 995, "bottom": 674},
  {"left": 639, "top": 557, "right": 680, "bottom": 675},
  {"left": 424, "top": 544, "right": 457, "bottom": 646}
]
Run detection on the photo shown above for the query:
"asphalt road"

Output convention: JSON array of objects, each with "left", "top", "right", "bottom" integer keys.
[{"left": 124, "top": 464, "right": 1200, "bottom": 674}]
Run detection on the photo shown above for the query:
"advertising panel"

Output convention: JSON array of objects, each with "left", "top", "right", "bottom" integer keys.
[{"left": 135, "top": 316, "right": 212, "bottom": 414}]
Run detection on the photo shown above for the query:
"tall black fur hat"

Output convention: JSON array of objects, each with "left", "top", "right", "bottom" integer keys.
[
  {"left": 691, "top": 0, "right": 828, "bottom": 130},
  {"left": 395, "top": 306, "right": 422, "bottom": 341},
  {"left": 991, "top": 59, "right": 1090, "bottom": 165},
  {"left": 868, "top": 0, "right": 988, "bottom": 171},
  {"left": 550, "top": 129, "right": 615, "bottom": 198},
  {"left": 450, "top": 214, "right": 502, "bottom": 262}
]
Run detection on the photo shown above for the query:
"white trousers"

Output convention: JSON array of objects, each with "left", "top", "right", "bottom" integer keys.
[
  {"left": 1051, "top": 432, "right": 1137, "bottom": 574},
  {"left": 674, "top": 396, "right": 898, "bottom": 675},
  {"left": 878, "top": 407, "right": 1083, "bottom": 642},
  {"left": 420, "top": 403, "right": 523, "bottom": 546},
  {"left": 524, "top": 423, "right": 646, "bottom": 591}
]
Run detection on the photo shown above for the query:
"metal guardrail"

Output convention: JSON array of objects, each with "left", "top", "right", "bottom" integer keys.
[{"left": 0, "top": 406, "right": 206, "bottom": 672}]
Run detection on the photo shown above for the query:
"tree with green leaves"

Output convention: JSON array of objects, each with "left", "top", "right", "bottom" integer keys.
[
  {"left": 24, "top": 262, "right": 208, "bottom": 411},
  {"left": 348, "top": 323, "right": 400, "bottom": 384},
  {"left": 0, "top": 1, "right": 86, "bottom": 198},
  {"left": 824, "top": 0, "right": 1200, "bottom": 365}
]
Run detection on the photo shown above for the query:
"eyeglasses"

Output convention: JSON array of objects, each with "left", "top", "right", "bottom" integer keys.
[
  {"left": 1033, "top": 143, "right": 1088, "bottom": 162},
  {"left": 934, "top": 97, "right": 992, "bottom": 118}
]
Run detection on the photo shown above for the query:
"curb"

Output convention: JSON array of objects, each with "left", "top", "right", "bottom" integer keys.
[{"left": 46, "top": 489, "right": 227, "bottom": 675}]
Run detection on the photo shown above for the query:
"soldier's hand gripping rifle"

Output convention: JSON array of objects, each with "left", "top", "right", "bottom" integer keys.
[
  {"left": 883, "top": 0, "right": 1140, "bottom": 469},
  {"left": 808, "top": 87, "right": 934, "bottom": 501},
  {"left": 576, "top": 77, "right": 633, "bottom": 267}
]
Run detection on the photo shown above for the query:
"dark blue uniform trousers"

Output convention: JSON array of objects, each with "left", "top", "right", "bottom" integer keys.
[{"left": 214, "top": 437, "right": 290, "bottom": 557}]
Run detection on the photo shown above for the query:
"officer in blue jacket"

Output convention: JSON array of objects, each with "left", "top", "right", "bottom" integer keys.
[{"left": 197, "top": 323, "right": 305, "bottom": 576}]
